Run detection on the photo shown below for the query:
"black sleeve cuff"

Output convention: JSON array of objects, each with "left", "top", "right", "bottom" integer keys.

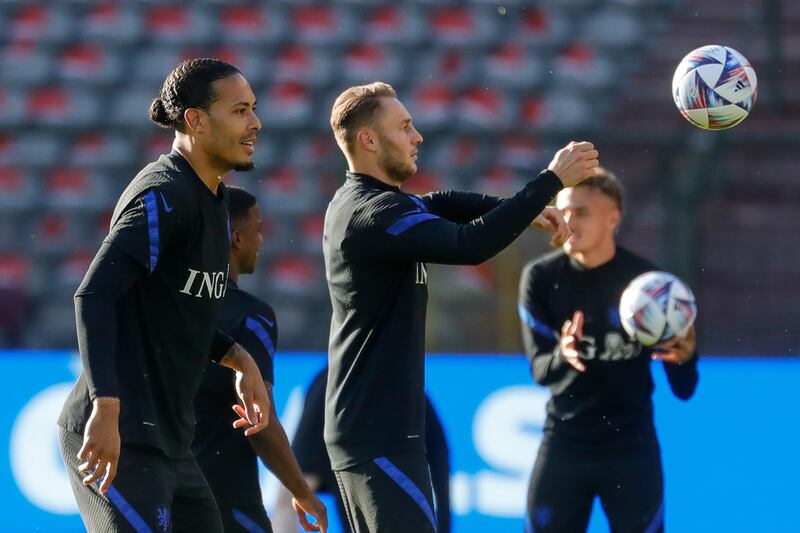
[{"left": 209, "top": 329, "right": 235, "bottom": 364}]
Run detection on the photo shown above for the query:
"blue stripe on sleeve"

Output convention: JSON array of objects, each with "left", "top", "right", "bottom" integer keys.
[
  {"left": 232, "top": 508, "right": 269, "bottom": 533},
  {"left": 105, "top": 485, "right": 152, "bottom": 533},
  {"left": 374, "top": 457, "right": 437, "bottom": 531},
  {"left": 407, "top": 194, "right": 428, "bottom": 212},
  {"left": 518, "top": 304, "right": 557, "bottom": 341},
  {"left": 387, "top": 213, "right": 440, "bottom": 236},
  {"left": 245, "top": 316, "right": 275, "bottom": 358},
  {"left": 143, "top": 190, "right": 159, "bottom": 273}
]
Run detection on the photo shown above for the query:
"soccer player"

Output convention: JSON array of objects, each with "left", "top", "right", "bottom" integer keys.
[
  {"left": 57, "top": 59, "right": 270, "bottom": 533},
  {"left": 323, "top": 81, "right": 599, "bottom": 533},
  {"left": 192, "top": 187, "right": 327, "bottom": 533},
  {"left": 271, "top": 367, "right": 451, "bottom": 533},
  {"left": 518, "top": 169, "right": 699, "bottom": 533}
]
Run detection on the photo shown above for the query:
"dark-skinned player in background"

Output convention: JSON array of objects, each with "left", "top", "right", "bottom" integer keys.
[
  {"left": 193, "top": 186, "right": 327, "bottom": 533},
  {"left": 323, "top": 81, "right": 597, "bottom": 533},
  {"left": 57, "top": 59, "right": 270, "bottom": 533},
  {"left": 518, "top": 168, "right": 699, "bottom": 533}
]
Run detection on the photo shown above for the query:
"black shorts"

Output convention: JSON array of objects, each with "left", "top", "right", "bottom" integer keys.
[
  {"left": 293, "top": 369, "right": 451, "bottom": 532},
  {"left": 335, "top": 452, "right": 437, "bottom": 533},
  {"left": 218, "top": 504, "right": 273, "bottom": 533},
  {"left": 527, "top": 444, "right": 663, "bottom": 533},
  {"left": 59, "top": 427, "right": 223, "bottom": 533}
]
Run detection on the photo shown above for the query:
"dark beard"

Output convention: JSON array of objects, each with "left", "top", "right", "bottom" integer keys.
[
  {"left": 377, "top": 138, "right": 415, "bottom": 183},
  {"left": 233, "top": 161, "right": 255, "bottom": 172}
]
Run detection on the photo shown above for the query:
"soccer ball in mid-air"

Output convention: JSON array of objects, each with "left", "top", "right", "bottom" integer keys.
[
  {"left": 672, "top": 44, "right": 757, "bottom": 130},
  {"left": 619, "top": 271, "right": 697, "bottom": 346}
]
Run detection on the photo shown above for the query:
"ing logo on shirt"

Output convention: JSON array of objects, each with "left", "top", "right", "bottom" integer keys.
[
  {"left": 415, "top": 262, "right": 428, "bottom": 285},
  {"left": 179, "top": 267, "right": 229, "bottom": 299}
]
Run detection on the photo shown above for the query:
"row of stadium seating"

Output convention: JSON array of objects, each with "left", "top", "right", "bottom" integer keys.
[{"left": 0, "top": 3, "right": 652, "bottom": 48}]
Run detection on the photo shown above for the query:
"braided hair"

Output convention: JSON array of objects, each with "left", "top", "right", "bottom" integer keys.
[{"left": 149, "top": 58, "right": 241, "bottom": 131}]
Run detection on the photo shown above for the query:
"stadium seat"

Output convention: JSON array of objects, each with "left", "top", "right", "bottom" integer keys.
[
  {"left": 408, "top": 83, "right": 456, "bottom": 130},
  {"left": 44, "top": 168, "right": 107, "bottom": 211},
  {"left": 255, "top": 166, "right": 316, "bottom": 213},
  {"left": 217, "top": 5, "right": 288, "bottom": 45},
  {"left": 483, "top": 44, "right": 547, "bottom": 89},
  {"left": 363, "top": 6, "right": 427, "bottom": 45},
  {"left": 581, "top": 6, "right": 644, "bottom": 49},
  {"left": 341, "top": 44, "right": 404, "bottom": 85},
  {"left": 32, "top": 212, "right": 85, "bottom": 255},
  {"left": 67, "top": 133, "right": 135, "bottom": 169},
  {"left": 299, "top": 213, "right": 325, "bottom": 254},
  {"left": 458, "top": 87, "right": 516, "bottom": 131},
  {"left": 428, "top": 7, "right": 500, "bottom": 47},
  {"left": 510, "top": 6, "right": 570, "bottom": 47},
  {"left": 143, "top": 133, "right": 175, "bottom": 162},
  {"left": 26, "top": 87, "right": 100, "bottom": 127},
  {"left": 496, "top": 136, "right": 546, "bottom": 170},
  {"left": 267, "top": 254, "right": 319, "bottom": 294},
  {"left": 0, "top": 42, "right": 52, "bottom": 86},
  {"left": 0, "top": 133, "right": 63, "bottom": 169},
  {"left": 0, "top": 88, "right": 26, "bottom": 127},
  {"left": 9, "top": 5, "right": 72, "bottom": 43},
  {"left": 284, "top": 134, "right": 339, "bottom": 171},
  {"left": 82, "top": 3, "right": 143, "bottom": 44},
  {"left": 0, "top": 166, "right": 38, "bottom": 212},
  {"left": 272, "top": 44, "right": 334, "bottom": 88},
  {"left": 144, "top": 5, "right": 214, "bottom": 45},
  {"left": 111, "top": 88, "right": 159, "bottom": 128},
  {"left": 132, "top": 46, "right": 184, "bottom": 83},
  {"left": 415, "top": 49, "right": 478, "bottom": 90},
  {"left": 553, "top": 42, "right": 616, "bottom": 91},
  {"left": 260, "top": 82, "right": 314, "bottom": 129},
  {"left": 428, "top": 136, "right": 492, "bottom": 180},
  {"left": 292, "top": 5, "right": 358, "bottom": 46},
  {"left": 57, "top": 44, "right": 122, "bottom": 84}
]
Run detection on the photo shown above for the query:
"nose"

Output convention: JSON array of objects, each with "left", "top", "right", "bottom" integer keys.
[
  {"left": 413, "top": 127, "right": 423, "bottom": 145},
  {"left": 250, "top": 110, "right": 262, "bottom": 131}
]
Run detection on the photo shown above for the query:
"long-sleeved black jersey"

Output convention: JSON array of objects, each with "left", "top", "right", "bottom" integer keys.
[
  {"left": 323, "top": 170, "right": 562, "bottom": 470},
  {"left": 193, "top": 279, "right": 277, "bottom": 507},
  {"left": 58, "top": 151, "right": 234, "bottom": 459},
  {"left": 518, "top": 247, "right": 699, "bottom": 451}
]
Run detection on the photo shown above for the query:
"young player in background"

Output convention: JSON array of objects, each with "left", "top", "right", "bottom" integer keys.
[
  {"left": 193, "top": 187, "right": 327, "bottom": 533},
  {"left": 323, "top": 81, "right": 598, "bottom": 532},
  {"left": 57, "top": 59, "right": 270, "bottom": 532},
  {"left": 518, "top": 169, "right": 699, "bottom": 533},
  {"left": 271, "top": 367, "right": 451, "bottom": 533}
]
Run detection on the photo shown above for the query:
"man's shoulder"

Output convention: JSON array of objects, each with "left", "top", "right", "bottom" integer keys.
[
  {"left": 525, "top": 249, "right": 569, "bottom": 273},
  {"left": 223, "top": 284, "right": 276, "bottom": 326},
  {"left": 616, "top": 247, "right": 658, "bottom": 273}
]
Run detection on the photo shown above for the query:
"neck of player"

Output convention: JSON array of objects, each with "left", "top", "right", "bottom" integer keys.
[
  {"left": 173, "top": 138, "right": 227, "bottom": 195},
  {"left": 570, "top": 239, "right": 617, "bottom": 269},
  {"left": 347, "top": 157, "right": 404, "bottom": 189},
  {"left": 228, "top": 253, "right": 241, "bottom": 285}
]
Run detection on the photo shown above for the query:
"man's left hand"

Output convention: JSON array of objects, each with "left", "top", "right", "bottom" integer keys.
[{"left": 652, "top": 326, "right": 696, "bottom": 364}]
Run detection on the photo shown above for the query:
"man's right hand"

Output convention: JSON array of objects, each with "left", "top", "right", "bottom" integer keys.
[
  {"left": 560, "top": 310, "right": 587, "bottom": 372},
  {"left": 77, "top": 397, "right": 121, "bottom": 495},
  {"left": 548, "top": 141, "right": 600, "bottom": 187}
]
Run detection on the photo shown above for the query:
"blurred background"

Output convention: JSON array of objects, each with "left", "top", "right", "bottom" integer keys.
[{"left": 0, "top": 0, "right": 798, "bottom": 531}]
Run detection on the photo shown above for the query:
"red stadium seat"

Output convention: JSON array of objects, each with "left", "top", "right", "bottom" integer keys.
[
  {"left": 27, "top": 87, "right": 100, "bottom": 126},
  {"left": 429, "top": 7, "right": 499, "bottom": 46},
  {"left": 269, "top": 255, "right": 317, "bottom": 293},
  {"left": 67, "top": 133, "right": 134, "bottom": 169},
  {"left": 218, "top": 5, "right": 287, "bottom": 45},
  {"left": 364, "top": 6, "right": 426, "bottom": 45},
  {"left": 484, "top": 44, "right": 546, "bottom": 89},
  {"left": 0, "top": 254, "right": 29, "bottom": 287},
  {"left": 519, "top": 96, "right": 546, "bottom": 128},
  {"left": 341, "top": 44, "right": 403, "bottom": 84},
  {"left": 292, "top": 5, "right": 356, "bottom": 45},
  {"left": 0, "top": 41, "right": 51, "bottom": 85},
  {"left": 459, "top": 87, "right": 515, "bottom": 130},
  {"left": 273, "top": 44, "right": 333, "bottom": 87},
  {"left": 409, "top": 83, "right": 456, "bottom": 130},
  {"left": 83, "top": 4, "right": 143, "bottom": 43},
  {"left": 0, "top": 166, "right": 37, "bottom": 211},
  {"left": 144, "top": 5, "right": 213, "bottom": 44},
  {"left": 44, "top": 168, "right": 106, "bottom": 210},
  {"left": 497, "top": 136, "right": 544, "bottom": 169},
  {"left": 58, "top": 44, "right": 121, "bottom": 84},
  {"left": 9, "top": 5, "right": 72, "bottom": 43},
  {"left": 261, "top": 82, "right": 313, "bottom": 129}
]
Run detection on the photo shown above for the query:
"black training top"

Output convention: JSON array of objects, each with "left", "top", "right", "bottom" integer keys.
[
  {"left": 518, "top": 247, "right": 699, "bottom": 451},
  {"left": 323, "top": 170, "right": 562, "bottom": 470},
  {"left": 58, "top": 151, "right": 235, "bottom": 459},
  {"left": 192, "top": 279, "right": 277, "bottom": 507}
]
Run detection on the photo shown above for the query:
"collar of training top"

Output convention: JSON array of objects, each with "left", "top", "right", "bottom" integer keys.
[{"left": 345, "top": 171, "right": 400, "bottom": 192}]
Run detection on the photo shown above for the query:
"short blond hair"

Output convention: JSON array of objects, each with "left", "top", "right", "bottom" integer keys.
[
  {"left": 330, "top": 82, "right": 397, "bottom": 154},
  {"left": 575, "top": 167, "right": 624, "bottom": 214}
]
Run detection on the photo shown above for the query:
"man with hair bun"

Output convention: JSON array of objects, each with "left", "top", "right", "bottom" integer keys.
[{"left": 57, "top": 58, "right": 269, "bottom": 532}]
